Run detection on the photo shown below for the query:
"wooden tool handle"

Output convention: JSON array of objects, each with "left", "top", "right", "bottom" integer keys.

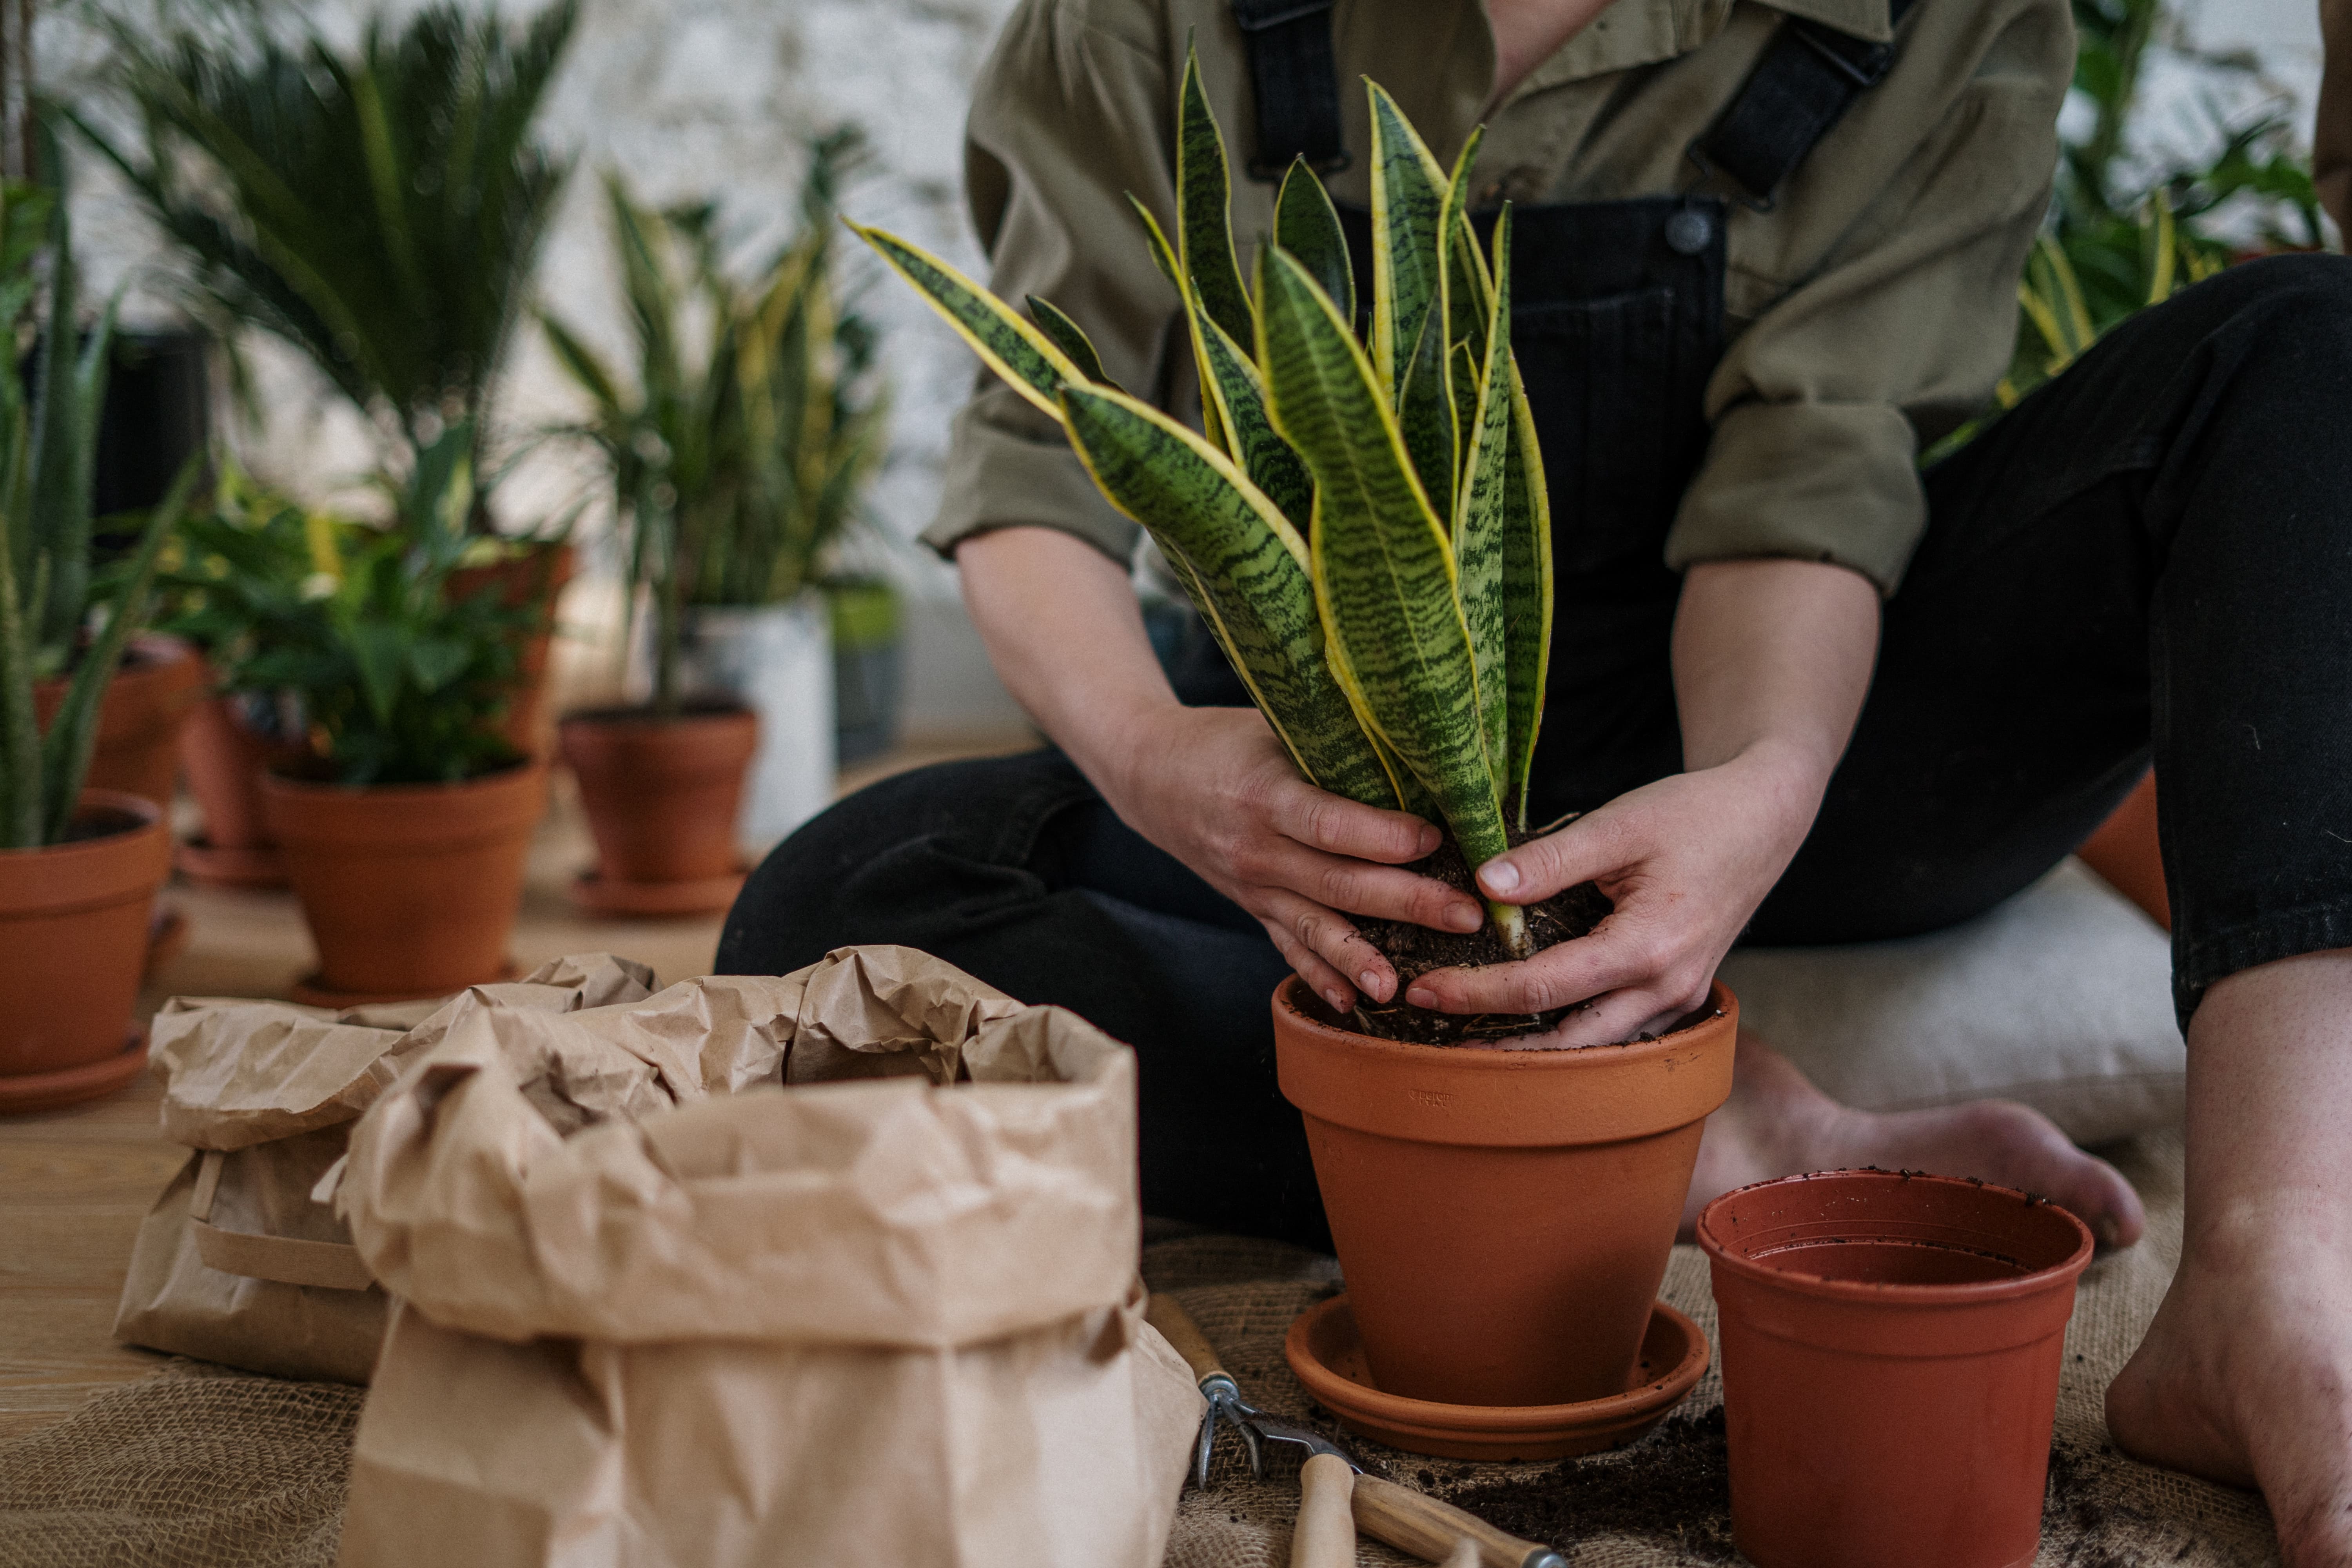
[
  {"left": 1146, "top": 1292, "right": 1232, "bottom": 1387},
  {"left": 1289, "top": 1452, "right": 1357, "bottom": 1568},
  {"left": 1352, "top": 1474, "right": 1553, "bottom": 1568}
]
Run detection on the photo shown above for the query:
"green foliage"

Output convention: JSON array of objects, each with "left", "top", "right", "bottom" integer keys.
[
  {"left": 72, "top": 2, "right": 576, "bottom": 499},
  {"left": 0, "top": 187, "right": 195, "bottom": 849},
  {"left": 855, "top": 55, "right": 1553, "bottom": 953},
  {"left": 542, "top": 130, "right": 888, "bottom": 718},
  {"left": 151, "top": 430, "right": 532, "bottom": 786}
]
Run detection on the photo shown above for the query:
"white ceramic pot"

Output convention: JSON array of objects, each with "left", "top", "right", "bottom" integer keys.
[{"left": 675, "top": 596, "right": 838, "bottom": 854}]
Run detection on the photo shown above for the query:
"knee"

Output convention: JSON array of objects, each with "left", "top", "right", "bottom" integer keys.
[{"left": 2203, "top": 253, "right": 2352, "bottom": 360}]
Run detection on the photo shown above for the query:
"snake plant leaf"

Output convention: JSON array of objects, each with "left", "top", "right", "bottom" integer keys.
[
  {"left": 1025, "top": 296, "right": 1120, "bottom": 389},
  {"left": 1396, "top": 302, "right": 1457, "bottom": 518},
  {"left": 1256, "top": 244, "right": 1510, "bottom": 881},
  {"left": 1367, "top": 81, "right": 1449, "bottom": 402},
  {"left": 1501, "top": 343, "right": 1555, "bottom": 827},
  {"left": 1175, "top": 46, "right": 1254, "bottom": 356},
  {"left": 1125, "top": 195, "right": 1228, "bottom": 457},
  {"left": 1273, "top": 157, "right": 1354, "bottom": 325},
  {"left": 1442, "top": 130, "right": 1491, "bottom": 375},
  {"left": 1455, "top": 205, "right": 1515, "bottom": 783},
  {"left": 1449, "top": 340, "right": 1479, "bottom": 477},
  {"left": 846, "top": 220, "right": 1082, "bottom": 421},
  {"left": 1058, "top": 382, "right": 1397, "bottom": 808},
  {"left": 1191, "top": 297, "right": 1314, "bottom": 531}
]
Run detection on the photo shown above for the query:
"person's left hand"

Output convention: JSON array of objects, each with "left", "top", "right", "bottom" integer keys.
[{"left": 1403, "top": 742, "right": 1824, "bottom": 1045}]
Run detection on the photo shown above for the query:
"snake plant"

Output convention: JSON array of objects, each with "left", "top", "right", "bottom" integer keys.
[
  {"left": 852, "top": 59, "right": 1552, "bottom": 955},
  {"left": 0, "top": 189, "right": 196, "bottom": 848}
]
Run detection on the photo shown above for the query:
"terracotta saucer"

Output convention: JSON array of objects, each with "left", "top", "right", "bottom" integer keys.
[
  {"left": 1285, "top": 1293, "right": 1710, "bottom": 1462},
  {"left": 0, "top": 1031, "right": 149, "bottom": 1116},
  {"left": 175, "top": 837, "right": 287, "bottom": 889},
  {"left": 568, "top": 866, "right": 746, "bottom": 918},
  {"left": 289, "top": 962, "right": 520, "bottom": 1009}
]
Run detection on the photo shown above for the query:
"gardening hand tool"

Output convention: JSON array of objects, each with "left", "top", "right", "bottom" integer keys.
[{"left": 1147, "top": 1291, "right": 1266, "bottom": 1488}]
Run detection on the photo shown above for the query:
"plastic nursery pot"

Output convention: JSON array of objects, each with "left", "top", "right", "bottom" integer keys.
[
  {"left": 33, "top": 634, "right": 205, "bottom": 810},
  {"left": 0, "top": 791, "right": 172, "bottom": 1112},
  {"left": 558, "top": 703, "right": 757, "bottom": 914},
  {"left": 1273, "top": 976, "right": 1737, "bottom": 1408},
  {"left": 1697, "top": 1171, "right": 2095, "bottom": 1568},
  {"left": 261, "top": 759, "right": 549, "bottom": 1001}
]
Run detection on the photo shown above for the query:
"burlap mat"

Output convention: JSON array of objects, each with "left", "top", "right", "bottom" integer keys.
[{"left": 0, "top": 1129, "right": 2281, "bottom": 1566}]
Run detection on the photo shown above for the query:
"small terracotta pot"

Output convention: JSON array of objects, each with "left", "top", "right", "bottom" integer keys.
[
  {"left": 2077, "top": 770, "right": 2168, "bottom": 929},
  {"left": 175, "top": 686, "right": 307, "bottom": 888},
  {"left": 1698, "top": 1171, "right": 2094, "bottom": 1568},
  {"left": 1273, "top": 977, "right": 1737, "bottom": 1408},
  {"left": 261, "top": 760, "right": 548, "bottom": 1000},
  {"left": 0, "top": 792, "right": 172, "bottom": 1112},
  {"left": 558, "top": 704, "right": 756, "bottom": 914},
  {"left": 450, "top": 541, "right": 576, "bottom": 760},
  {"left": 33, "top": 635, "right": 205, "bottom": 809}
]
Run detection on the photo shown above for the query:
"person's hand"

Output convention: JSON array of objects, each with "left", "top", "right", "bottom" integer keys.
[
  {"left": 1103, "top": 704, "right": 1485, "bottom": 1013},
  {"left": 1402, "top": 741, "right": 1825, "bottom": 1045}
]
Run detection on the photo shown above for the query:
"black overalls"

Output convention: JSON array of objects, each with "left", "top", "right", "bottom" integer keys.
[{"left": 720, "top": 4, "right": 2352, "bottom": 1248}]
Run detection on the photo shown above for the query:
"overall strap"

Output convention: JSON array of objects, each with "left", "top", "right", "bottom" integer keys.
[
  {"left": 1232, "top": 0, "right": 1349, "bottom": 179},
  {"left": 1694, "top": 0, "right": 1924, "bottom": 205}
]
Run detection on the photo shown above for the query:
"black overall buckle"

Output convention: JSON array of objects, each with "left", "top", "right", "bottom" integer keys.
[{"left": 1232, "top": 0, "right": 1352, "bottom": 180}]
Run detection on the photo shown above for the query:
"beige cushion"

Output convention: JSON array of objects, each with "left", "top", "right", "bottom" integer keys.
[{"left": 1717, "top": 858, "right": 2183, "bottom": 1145}]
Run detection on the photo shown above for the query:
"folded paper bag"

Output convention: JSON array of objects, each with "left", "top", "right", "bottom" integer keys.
[
  {"left": 113, "top": 955, "right": 657, "bottom": 1384},
  {"left": 332, "top": 946, "right": 1203, "bottom": 1568}
]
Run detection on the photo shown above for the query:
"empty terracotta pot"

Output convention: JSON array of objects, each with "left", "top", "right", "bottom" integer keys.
[
  {"left": 33, "top": 634, "right": 205, "bottom": 809},
  {"left": 558, "top": 703, "right": 757, "bottom": 914},
  {"left": 0, "top": 791, "right": 172, "bottom": 1113},
  {"left": 261, "top": 760, "right": 548, "bottom": 1001},
  {"left": 1698, "top": 1171, "right": 2094, "bottom": 1568},
  {"left": 2077, "top": 769, "right": 2168, "bottom": 929},
  {"left": 1273, "top": 977, "right": 1737, "bottom": 1407}
]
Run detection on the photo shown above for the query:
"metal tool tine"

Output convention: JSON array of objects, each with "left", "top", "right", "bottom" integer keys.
[
  {"left": 1192, "top": 1408, "right": 1216, "bottom": 1492},
  {"left": 1230, "top": 1405, "right": 1265, "bottom": 1480}
]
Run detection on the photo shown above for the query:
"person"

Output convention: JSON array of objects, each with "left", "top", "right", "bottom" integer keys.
[{"left": 718, "top": 1, "right": 2352, "bottom": 1555}]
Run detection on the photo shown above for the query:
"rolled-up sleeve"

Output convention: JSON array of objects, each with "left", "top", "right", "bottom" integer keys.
[
  {"left": 920, "top": 0, "right": 1182, "bottom": 564},
  {"left": 1665, "top": 0, "right": 2072, "bottom": 595}
]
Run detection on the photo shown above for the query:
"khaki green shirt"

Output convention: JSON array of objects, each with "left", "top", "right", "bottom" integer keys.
[
  {"left": 2321, "top": 0, "right": 2350, "bottom": 234},
  {"left": 924, "top": 0, "right": 2072, "bottom": 596}
]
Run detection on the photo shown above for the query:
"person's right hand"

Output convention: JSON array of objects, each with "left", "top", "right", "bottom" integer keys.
[{"left": 1102, "top": 703, "right": 1485, "bottom": 1013}]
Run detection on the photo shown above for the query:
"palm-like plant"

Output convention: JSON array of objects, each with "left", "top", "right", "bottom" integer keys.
[
  {"left": 543, "top": 130, "right": 888, "bottom": 719},
  {"left": 70, "top": 2, "right": 576, "bottom": 505},
  {"left": 0, "top": 186, "right": 194, "bottom": 848},
  {"left": 854, "top": 59, "right": 1552, "bottom": 957}
]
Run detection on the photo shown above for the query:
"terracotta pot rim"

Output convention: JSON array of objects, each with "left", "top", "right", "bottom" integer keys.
[
  {"left": 1274, "top": 973, "right": 1733, "bottom": 1067},
  {"left": 1696, "top": 1169, "right": 2096, "bottom": 1308},
  {"left": 258, "top": 757, "right": 544, "bottom": 799},
  {"left": 0, "top": 790, "right": 163, "bottom": 858},
  {"left": 558, "top": 701, "right": 757, "bottom": 731}
]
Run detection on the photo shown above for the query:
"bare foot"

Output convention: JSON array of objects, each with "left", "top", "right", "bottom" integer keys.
[
  {"left": 2108, "top": 1221, "right": 2352, "bottom": 1565},
  {"left": 1680, "top": 1028, "right": 2147, "bottom": 1245}
]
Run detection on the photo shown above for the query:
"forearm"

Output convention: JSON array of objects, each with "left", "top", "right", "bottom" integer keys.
[
  {"left": 955, "top": 524, "right": 1178, "bottom": 801},
  {"left": 1671, "top": 557, "right": 1881, "bottom": 799}
]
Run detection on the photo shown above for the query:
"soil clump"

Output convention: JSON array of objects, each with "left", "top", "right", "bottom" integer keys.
[{"left": 1435, "top": 1406, "right": 1738, "bottom": 1560}]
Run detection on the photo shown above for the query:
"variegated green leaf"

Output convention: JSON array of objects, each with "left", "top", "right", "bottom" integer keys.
[
  {"left": 1026, "top": 295, "right": 1119, "bottom": 389},
  {"left": 1367, "top": 82, "right": 1449, "bottom": 402},
  {"left": 1448, "top": 339, "right": 1479, "bottom": 476},
  {"left": 1396, "top": 302, "right": 1456, "bottom": 518},
  {"left": 1256, "top": 244, "right": 1510, "bottom": 882},
  {"left": 1176, "top": 47, "right": 1254, "bottom": 355},
  {"left": 1442, "top": 131, "right": 1491, "bottom": 376},
  {"left": 1192, "top": 303, "right": 1314, "bottom": 531},
  {"left": 1455, "top": 205, "right": 1514, "bottom": 787},
  {"left": 1058, "top": 382, "right": 1396, "bottom": 808},
  {"left": 1127, "top": 195, "right": 1228, "bottom": 457},
  {"left": 1501, "top": 346, "right": 1554, "bottom": 827},
  {"left": 1273, "top": 157, "right": 1354, "bottom": 325},
  {"left": 846, "top": 220, "right": 1082, "bottom": 421}
]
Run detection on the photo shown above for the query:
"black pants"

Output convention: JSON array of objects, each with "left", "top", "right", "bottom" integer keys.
[{"left": 720, "top": 256, "right": 2352, "bottom": 1247}]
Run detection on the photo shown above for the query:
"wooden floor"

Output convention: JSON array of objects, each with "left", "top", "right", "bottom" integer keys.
[{"left": 0, "top": 729, "right": 1033, "bottom": 1441}]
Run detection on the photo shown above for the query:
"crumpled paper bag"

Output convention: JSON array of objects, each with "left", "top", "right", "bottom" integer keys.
[
  {"left": 332, "top": 945, "right": 1204, "bottom": 1568},
  {"left": 113, "top": 955, "right": 656, "bottom": 1382}
]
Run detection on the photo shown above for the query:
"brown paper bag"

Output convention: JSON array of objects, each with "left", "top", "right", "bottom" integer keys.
[
  {"left": 332, "top": 945, "right": 1204, "bottom": 1568},
  {"left": 114, "top": 955, "right": 657, "bottom": 1383}
]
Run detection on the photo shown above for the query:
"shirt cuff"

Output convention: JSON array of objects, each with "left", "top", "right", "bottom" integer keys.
[
  {"left": 920, "top": 391, "right": 1142, "bottom": 564},
  {"left": 1664, "top": 400, "right": 1927, "bottom": 597}
]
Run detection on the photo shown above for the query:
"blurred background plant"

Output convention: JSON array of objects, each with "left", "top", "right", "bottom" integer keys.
[
  {"left": 151, "top": 426, "right": 533, "bottom": 786},
  {"left": 540, "top": 125, "right": 888, "bottom": 720},
  {"left": 69, "top": 0, "right": 577, "bottom": 526}
]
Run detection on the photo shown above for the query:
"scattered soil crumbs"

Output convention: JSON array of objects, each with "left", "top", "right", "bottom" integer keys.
[
  {"left": 1332, "top": 827, "right": 1616, "bottom": 1045},
  {"left": 1436, "top": 1407, "right": 1737, "bottom": 1561},
  {"left": 2041, "top": 1443, "right": 2206, "bottom": 1565}
]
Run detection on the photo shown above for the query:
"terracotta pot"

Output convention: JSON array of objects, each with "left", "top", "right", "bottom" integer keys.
[
  {"left": 1698, "top": 1171, "right": 2094, "bottom": 1568},
  {"left": 558, "top": 703, "right": 757, "bottom": 914},
  {"left": 261, "top": 760, "right": 548, "bottom": 1000},
  {"left": 1272, "top": 977, "right": 1737, "bottom": 1407},
  {"left": 0, "top": 792, "right": 172, "bottom": 1113},
  {"left": 450, "top": 540, "right": 576, "bottom": 760},
  {"left": 33, "top": 634, "right": 205, "bottom": 809},
  {"left": 2078, "top": 769, "right": 2168, "bottom": 929},
  {"left": 175, "top": 686, "right": 307, "bottom": 888}
]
